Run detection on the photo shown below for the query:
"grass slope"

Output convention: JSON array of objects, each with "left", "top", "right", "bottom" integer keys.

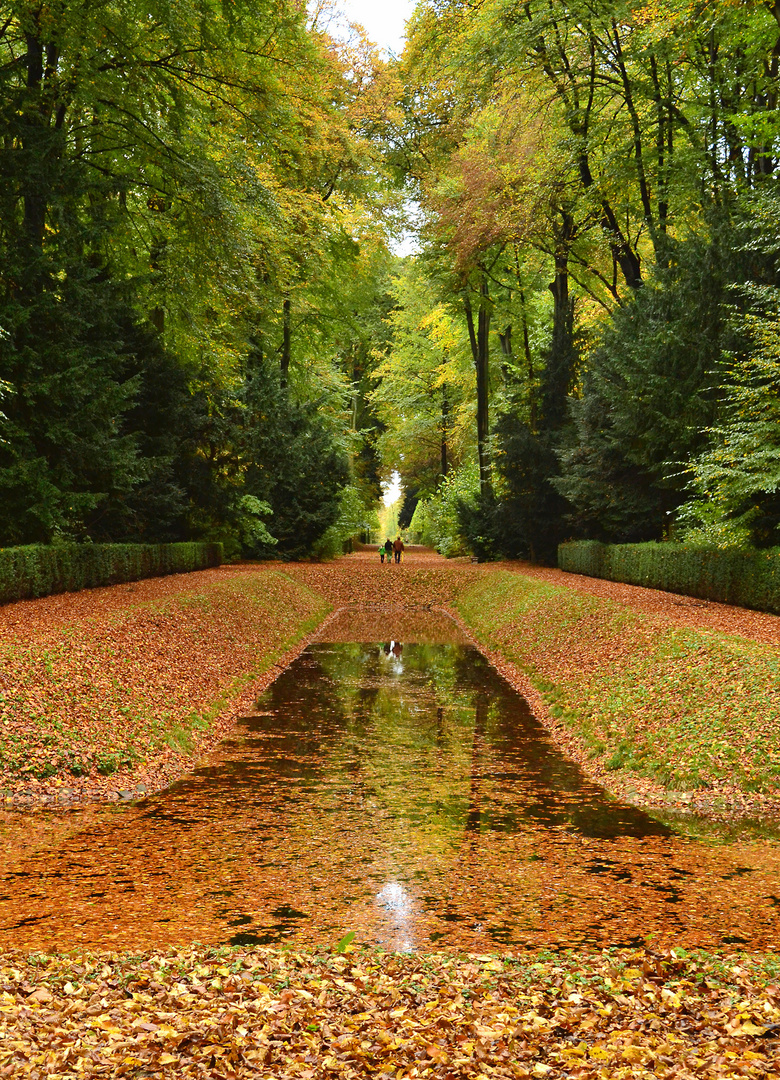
[
  {"left": 0, "top": 570, "right": 328, "bottom": 795},
  {"left": 458, "top": 571, "right": 780, "bottom": 798}
]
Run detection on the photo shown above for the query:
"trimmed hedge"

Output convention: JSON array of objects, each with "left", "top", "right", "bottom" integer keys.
[
  {"left": 0, "top": 542, "right": 223, "bottom": 605},
  {"left": 558, "top": 540, "right": 780, "bottom": 614}
]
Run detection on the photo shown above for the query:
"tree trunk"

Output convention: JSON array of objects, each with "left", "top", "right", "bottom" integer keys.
[
  {"left": 464, "top": 274, "right": 491, "bottom": 497},
  {"left": 149, "top": 234, "right": 167, "bottom": 335},
  {"left": 22, "top": 25, "right": 48, "bottom": 265},
  {"left": 576, "top": 151, "right": 643, "bottom": 288},
  {"left": 440, "top": 388, "right": 449, "bottom": 481},
  {"left": 280, "top": 295, "right": 291, "bottom": 386},
  {"left": 519, "top": 289, "right": 537, "bottom": 431},
  {"left": 543, "top": 211, "right": 576, "bottom": 429}
]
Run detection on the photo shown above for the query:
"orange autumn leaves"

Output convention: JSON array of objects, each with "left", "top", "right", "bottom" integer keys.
[
  {"left": 1, "top": 946, "right": 778, "bottom": 1078},
  {"left": 0, "top": 567, "right": 327, "bottom": 801}
]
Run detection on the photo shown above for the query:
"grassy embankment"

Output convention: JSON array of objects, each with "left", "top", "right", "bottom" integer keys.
[
  {"left": 0, "top": 570, "right": 328, "bottom": 794},
  {"left": 458, "top": 571, "right": 780, "bottom": 800}
]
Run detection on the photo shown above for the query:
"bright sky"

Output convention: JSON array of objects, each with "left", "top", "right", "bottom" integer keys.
[
  {"left": 382, "top": 470, "right": 403, "bottom": 506},
  {"left": 338, "top": 0, "right": 416, "bottom": 56}
]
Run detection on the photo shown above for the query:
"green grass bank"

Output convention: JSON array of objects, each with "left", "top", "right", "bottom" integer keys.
[{"left": 457, "top": 570, "right": 780, "bottom": 802}]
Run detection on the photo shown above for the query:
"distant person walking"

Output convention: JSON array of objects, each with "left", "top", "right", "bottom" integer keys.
[
  {"left": 393, "top": 536, "right": 405, "bottom": 564},
  {"left": 383, "top": 538, "right": 393, "bottom": 564},
  {"left": 379, "top": 542, "right": 386, "bottom": 564}
]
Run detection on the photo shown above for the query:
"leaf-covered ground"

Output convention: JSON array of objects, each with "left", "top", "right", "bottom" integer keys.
[
  {"left": 506, "top": 564, "right": 780, "bottom": 649},
  {"left": 4, "top": 548, "right": 780, "bottom": 812},
  {"left": 0, "top": 566, "right": 327, "bottom": 802},
  {"left": 3, "top": 552, "right": 780, "bottom": 1076},
  {"left": 0, "top": 550, "right": 483, "bottom": 804},
  {"left": 1, "top": 946, "right": 778, "bottom": 1078},
  {"left": 457, "top": 572, "right": 780, "bottom": 814}
]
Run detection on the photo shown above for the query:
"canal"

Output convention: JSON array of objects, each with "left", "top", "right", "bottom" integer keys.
[{"left": 1, "top": 609, "right": 778, "bottom": 953}]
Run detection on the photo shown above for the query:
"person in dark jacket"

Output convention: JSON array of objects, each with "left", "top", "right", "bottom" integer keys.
[{"left": 383, "top": 538, "right": 393, "bottom": 564}]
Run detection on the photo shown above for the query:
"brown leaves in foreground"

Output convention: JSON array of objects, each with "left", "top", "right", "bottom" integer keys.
[{"left": 1, "top": 946, "right": 778, "bottom": 1078}]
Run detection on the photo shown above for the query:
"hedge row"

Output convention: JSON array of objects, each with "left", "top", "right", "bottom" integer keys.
[
  {"left": 558, "top": 540, "right": 780, "bottom": 614},
  {"left": 0, "top": 542, "right": 223, "bottom": 605}
]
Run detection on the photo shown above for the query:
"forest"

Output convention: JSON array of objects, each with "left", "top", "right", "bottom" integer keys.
[{"left": 2, "top": 0, "right": 780, "bottom": 565}]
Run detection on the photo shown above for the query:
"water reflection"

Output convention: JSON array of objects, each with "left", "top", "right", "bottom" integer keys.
[
  {"left": 376, "top": 881, "right": 414, "bottom": 952},
  {"left": 380, "top": 640, "right": 404, "bottom": 674},
  {"left": 1, "top": 631, "right": 779, "bottom": 953}
]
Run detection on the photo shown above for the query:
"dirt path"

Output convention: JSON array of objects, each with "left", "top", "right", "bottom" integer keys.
[
  {"left": 295, "top": 547, "right": 780, "bottom": 647},
  {"left": 7, "top": 545, "right": 774, "bottom": 644}
]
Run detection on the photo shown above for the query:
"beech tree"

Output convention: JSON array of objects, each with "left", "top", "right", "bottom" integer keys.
[
  {"left": 0, "top": 1, "right": 395, "bottom": 551},
  {"left": 387, "top": 0, "right": 780, "bottom": 558}
]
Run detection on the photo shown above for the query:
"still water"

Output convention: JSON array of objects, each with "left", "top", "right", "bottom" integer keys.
[{"left": 1, "top": 611, "right": 779, "bottom": 953}]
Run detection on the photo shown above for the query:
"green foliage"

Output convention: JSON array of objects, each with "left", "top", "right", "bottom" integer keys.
[
  {"left": 678, "top": 338, "right": 780, "bottom": 548},
  {"left": 558, "top": 540, "right": 780, "bottom": 615},
  {"left": 239, "top": 351, "right": 350, "bottom": 560},
  {"left": 491, "top": 419, "right": 570, "bottom": 563},
  {"left": 0, "top": 279, "right": 216, "bottom": 546},
  {"left": 0, "top": 273, "right": 146, "bottom": 544},
  {"left": 408, "top": 460, "right": 480, "bottom": 556},
  {"left": 369, "top": 262, "right": 476, "bottom": 496},
  {"left": 392, "top": 0, "right": 780, "bottom": 559},
  {"left": 95, "top": 750, "right": 138, "bottom": 777},
  {"left": 311, "top": 485, "right": 379, "bottom": 559},
  {"left": 235, "top": 497, "right": 277, "bottom": 555},
  {"left": 334, "top": 930, "right": 357, "bottom": 954},
  {"left": 0, "top": 542, "right": 223, "bottom": 605},
  {"left": 678, "top": 213, "right": 780, "bottom": 548},
  {"left": 555, "top": 228, "right": 752, "bottom": 543},
  {"left": 0, "top": 2, "right": 394, "bottom": 559}
]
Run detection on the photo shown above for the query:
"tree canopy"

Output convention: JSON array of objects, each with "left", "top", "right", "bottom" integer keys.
[
  {"left": 3, "top": 1, "right": 780, "bottom": 561},
  {"left": 383, "top": 0, "right": 780, "bottom": 561}
]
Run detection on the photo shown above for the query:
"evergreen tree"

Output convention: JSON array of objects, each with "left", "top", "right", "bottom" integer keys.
[
  {"left": 555, "top": 227, "right": 756, "bottom": 541},
  {"left": 240, "top": 347, "right": 350, "bottom": 559},
  {"left": 0, "top": 268, "right": 144, "bottom": 544},
  {"left": 679, "top": 195, "right": 780, "bottom": 547}
]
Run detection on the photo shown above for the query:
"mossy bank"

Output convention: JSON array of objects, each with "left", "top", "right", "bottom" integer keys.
[{"left": 457, "top": 571, "right": 780, "bottom": 815}]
